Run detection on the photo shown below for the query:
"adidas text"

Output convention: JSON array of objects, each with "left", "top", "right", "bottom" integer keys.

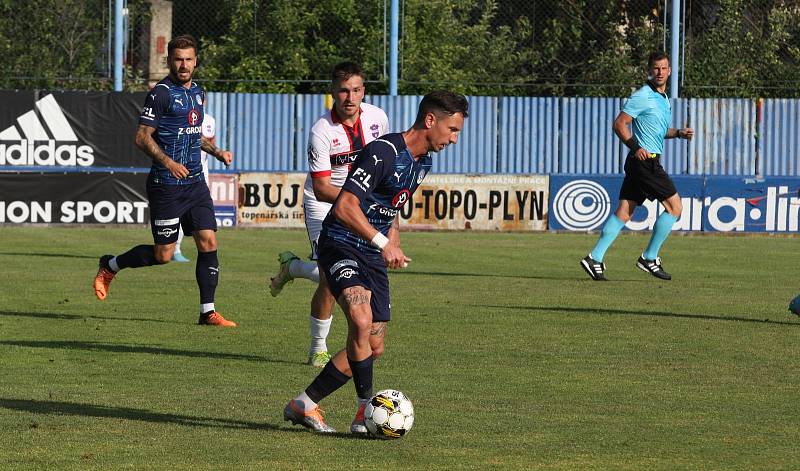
[{"left": 0, "top": 140, "right": 95, "bottom": 166}]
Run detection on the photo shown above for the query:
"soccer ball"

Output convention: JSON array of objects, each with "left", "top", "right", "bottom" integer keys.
[
  {"left": 789, "top": 295, "right": 800, "bottom": 315},
  {"left": 364, "top": 389, "right": 414, "bottom": 439}
]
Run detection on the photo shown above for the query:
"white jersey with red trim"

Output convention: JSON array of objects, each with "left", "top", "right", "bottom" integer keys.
[
  {"left": 199, "top": 113, "right": 216, "bottom": 184},
  {"left": 303, "top": 102, "right": 389, "bottom": 201}
]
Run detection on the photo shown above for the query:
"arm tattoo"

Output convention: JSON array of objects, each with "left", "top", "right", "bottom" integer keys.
[
  {"left": 201, "top": 137, "right": 220, "bottom": 158},
  {"left": 141, "top": 132, "right": 172, "bottom": 166}
]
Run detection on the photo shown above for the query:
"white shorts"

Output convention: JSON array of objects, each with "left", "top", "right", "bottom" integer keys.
[{"left": 302, "top": 195, "right": 332, "bottom": 260}]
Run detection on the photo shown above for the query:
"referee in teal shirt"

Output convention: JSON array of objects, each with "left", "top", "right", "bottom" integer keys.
[{"left": 581, "top": 51, "right": 694, "bottom": 281}]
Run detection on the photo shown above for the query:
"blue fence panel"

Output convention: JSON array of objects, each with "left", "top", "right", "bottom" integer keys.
[
  {"left": 662, "top": 98, "right": 690, "bottom": 174},
  {"left": 559, "top": 97, "right": 622, "bottom": 174},
  {"left": 205, "top": 92, "right": 227, "bottom": 157},
  {"left": 294, "top": 94, "right": 328, "bottom": 172},
  {"left": 197, "top": 93, "right": 796, "bottom": 177},
  {"left": 435, "top": 95, "right": 497, "bottom": 173},
  {"left": 498, "top": 97, "right": 559, "bottom": 174},
  {"left": 370, "top": 94, "right": 497, "bottom": 173},
  {"left": 368, "top": 94, "right": 420, "bottom": 133},
  {"left": 759, "top": 99, "right": 800, "bottom": 176},
  {"left": 207, "top": 93, "right": 296, "bottom": 172},
  {"left": 687, "top": 99, "right": 757, "bottom": 176}
]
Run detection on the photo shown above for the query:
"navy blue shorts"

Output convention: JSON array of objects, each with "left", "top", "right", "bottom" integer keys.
[
  {"left": 147, "top": 180, "right": 216, "bottom": 245},
  {"left": 317, "top": 235, "right": 391, "bottom": 322}
]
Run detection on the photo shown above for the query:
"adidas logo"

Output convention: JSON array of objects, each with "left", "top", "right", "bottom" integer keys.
[{"left": 0, "top": 94, "right": 95, "bottom": 166}]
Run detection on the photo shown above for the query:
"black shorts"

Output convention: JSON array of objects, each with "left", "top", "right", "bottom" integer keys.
[
  {"left": 619, "top": 153, "right": 678, "bottom": 205},
  {"left": 147, "top": 180, "right": 217, "bottom": 245},
  {"left": 317, "top": 235, "right": 391, "bottom": 322}
]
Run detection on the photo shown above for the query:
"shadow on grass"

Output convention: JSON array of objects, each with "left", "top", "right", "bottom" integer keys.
[
  {"left": 0, "top": 252, "right": 98, "bottom": 260},
  {"left": 0, "top": 340, "right": 296, "bottom": 364},
  {"left": 478, "top": 304, "right": 800, "bottom": 326},
  {"left": 0, "top": 398, "right": 295, "bottom": 432},
  {"left": 392, "top": 270, "right": 579, "bottom": 281},
  {"left": 0, "top": 310, "right": 184, "bottom": 324},
  {"left": 0, "top": 398, "right": 380, "bottom": 439}
]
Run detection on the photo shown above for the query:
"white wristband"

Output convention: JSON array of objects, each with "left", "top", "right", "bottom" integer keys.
[{"left": 371, "top": 232, "right": 389, "bottom": 250}]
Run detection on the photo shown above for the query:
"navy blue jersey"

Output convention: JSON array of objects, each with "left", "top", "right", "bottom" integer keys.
[
  {"left": 322, "top": 132, "right": 432, "bottom": 254},
  {"left": 138, "top": 77, "right": 205, "bottom": 185}
]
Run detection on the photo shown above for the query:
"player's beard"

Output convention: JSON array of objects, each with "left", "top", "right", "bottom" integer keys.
[{"left": 170, "top": 66, "right": 193, "bottom": 85}]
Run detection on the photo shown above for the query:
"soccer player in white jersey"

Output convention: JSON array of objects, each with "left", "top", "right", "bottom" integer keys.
[
  {"left": 269, "top": 62, "right": 389, "bottom": 367},
  {"left": 173, "top": 99, "right": 218, "bottom": 262}
]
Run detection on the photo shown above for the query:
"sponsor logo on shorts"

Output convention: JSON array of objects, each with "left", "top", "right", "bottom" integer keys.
[
  {"left": 157, "top": 228, "right": 178, "bottom": 237},
  {"left": 330, "top": 259, "right": 358, "bottom": 274},
  {"left": 336, "top": 267, "right": 357, "bottom": 281}
]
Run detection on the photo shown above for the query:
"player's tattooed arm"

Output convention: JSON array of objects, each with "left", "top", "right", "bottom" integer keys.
[
  {"left": 200, "top": 136, "right": 221, "bottom": 157},
  {"left": 386, "top": 216, "right": 410, "bottom": 268},
  {"left": 388, "top": 216, "right": 401, "bottom": 245},
  {"left": 135, "top": 125, "right": 189, "bottom": 179},
  {"left": 201, "top": 136, "right": 233, "bottom": 166}
]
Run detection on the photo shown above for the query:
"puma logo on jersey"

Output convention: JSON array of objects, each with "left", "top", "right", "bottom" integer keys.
[{"left": 372, "top": 154, "right": 382, "bottom": 165}]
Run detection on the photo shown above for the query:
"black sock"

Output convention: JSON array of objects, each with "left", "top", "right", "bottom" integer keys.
[
  {"left": 115, "top": 245, "right": 157, "bottom": 270},
  {"left": 348, "top": 355, "right": 375, "bottom": 400},
  {"left": 305, "top": 361, "right": 351, "bottom": 403},
  {"left": 196, "top": 250, "right": 219, "bottom": 305}
]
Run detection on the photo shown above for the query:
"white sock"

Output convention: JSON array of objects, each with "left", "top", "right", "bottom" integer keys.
[
  {"left": 108, "top": 256, "right": 120, "bottom": 273},
  {"left": 295, "top": 391, "right": 318, "bottom": 412},
  {"left": 289, "top": 260, "right": 320, "bottom": 282},
  {"left": 175, "top": 227, "right": 184, "bottom": 252},
  {"left": 309, "top": 315, "right": 333, "bottom": 354},
  {"left": 200, "top": 303, "right": 215, "bottom": 314}
]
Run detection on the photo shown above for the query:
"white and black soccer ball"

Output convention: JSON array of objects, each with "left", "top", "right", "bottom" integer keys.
[{"left": 364, "top": 389, "right": 414, "bottom": 439}]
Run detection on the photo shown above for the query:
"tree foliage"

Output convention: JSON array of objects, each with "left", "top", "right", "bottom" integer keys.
[
  {"left": 0, "top": 0, "right": 106, "bottom": 90},
  {"left": 684, "top": 0, "right": 800, "bottom": 97},
  {"left": 0, "top": 0, "right": 798, "bottom": 97}
]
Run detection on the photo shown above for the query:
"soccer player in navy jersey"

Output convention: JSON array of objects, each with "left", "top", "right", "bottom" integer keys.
[
  {"left": 283, "top": 90, "right": 469, "bottom": 433},
  {"left": 93, "top": 35, "right": 237, "bottom": 327}
]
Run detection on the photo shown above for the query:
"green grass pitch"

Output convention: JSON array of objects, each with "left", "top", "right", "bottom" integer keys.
[{"left": 1, "top": 226, "right": 799, "bottom": 470}]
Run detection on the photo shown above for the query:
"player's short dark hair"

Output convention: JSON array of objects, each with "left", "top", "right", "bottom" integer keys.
[
  {"left": 647, "top": 51, "right": 670, "bottom": 69},
  {"left": 414, "top": 90, "right": 469, "bottom": 125},
  {"left": 331, "top": 61, "right": 364, "bottom": 85},
  {"left": 168, "top": 35, "right": 198, "bottom": 57}
]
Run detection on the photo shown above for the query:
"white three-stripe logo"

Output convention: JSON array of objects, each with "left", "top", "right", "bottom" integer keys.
[
  {"left": 0, "top": 94, "right": 78, "bottom": 141},
  {"left": 0, "top": 94, "right": 95, "bottom": 166}
]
